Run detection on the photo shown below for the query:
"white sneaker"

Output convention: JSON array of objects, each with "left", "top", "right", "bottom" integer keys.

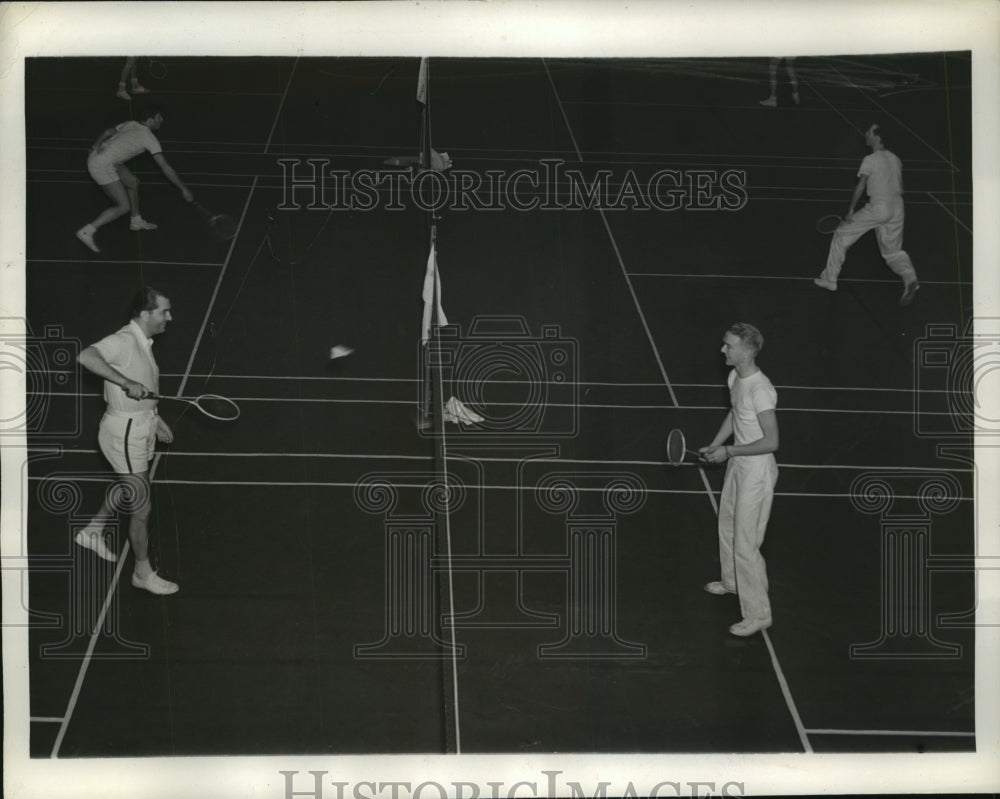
[
  {"left": 76, "top": 227, "right": 100, "bottom": 252},
  {"left": 759, "top": 96, "right": 777, "bottom": 108},
  {"left": 130, "top": 218, "right": 158, "bottom": 231},
  {"left": 74, "top": 529, "right": 118, "bottom": 562},
  {"left": 130, "top": 84, "right": 150, "bottom": 95},
  {"left": 729, "top": 616, "right": 772, "bottom": 637},
  {"left": 132, "top": 571, "right": 179, "bottom": 595},
  {"left": 704, "top": 580, "right": 736, "bottom": 595},
  {"left": 813, "top": 277, "right": 838, "bottom": 292},
  {"left": 116, "top": 87, "right": 131, "bottom": 100}
]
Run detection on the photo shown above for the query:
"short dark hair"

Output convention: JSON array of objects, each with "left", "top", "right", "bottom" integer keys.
[
  {"left": 135, "top": 104, "right": 163, "bottom": 124},
  {"left": 727, "top": 322, "right": 764, "bottom": 356},
  {"left": 871, "top": 122, "right": 888, "bottom": 146},
  {"left": 130, "top": 286, "right": 166, "bottom": 318}
]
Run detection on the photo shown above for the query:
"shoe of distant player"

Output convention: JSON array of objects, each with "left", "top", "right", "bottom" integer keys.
[
  {"left": 813, "top": 277, "right": 838, "bottom": 292},
  {"left": 74, "top": 529, "right": 118, "bottom": 562},
  {"left": 759, "top": 96, "right": 777, "bottom": 108},
  {"left": 130, "top": 218, "right": 158, "bottom": 231},
  {"left": 130, "top": 84, "right": 150, "bottom": 95},
  {"left": 76, "top": 227, "right": 100, "bottom": 252},
  {"left": 704, "top": 581, "right": 736, "bottom": 595},
  {"left": 116, "top": 87, "right": 131, "bottom": 100},
  {"left": 132, "top": 571, "right": 179, "bottom": 595},
  {"left": 729, "top": 616, "right": 772, "bottom": 636},
  {"left": 792, "top": 91, "right": 801, "bottom": 105},
  {"left": 899, "top": 282, "right": 920, "bottom": 307}
]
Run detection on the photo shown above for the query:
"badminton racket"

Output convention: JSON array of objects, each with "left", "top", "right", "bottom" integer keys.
[
  {"left": 150, "top": 393, "right": 240, "bottom": 421},
  {"left": 665, "top": 428, "right": 705, "bottom": 466},
  {"left": 192, "top": 201, "right": 238, "bottom": 241},
  {"left": 147, "top": 58, "right": 168, "bottom": 80},
  {"left": 371, "top": 64, "right": 398, "bottom": 95},
  {"left": 815, "top": 213, "right": 844, "bottom": 234}
]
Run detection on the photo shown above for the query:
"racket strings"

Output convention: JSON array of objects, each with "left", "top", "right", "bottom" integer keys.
[
  {"left": 193, "top": 394, "right": 240, "bottom": 420},
  {"left": 816, "top": 214, "right": 843, "bottom": 234},
  {"left": 666, "top": 429, "right": 686, "bottom": 465},
  {"left": 209, "top": 214, "right": 238, "bottom": 240}
]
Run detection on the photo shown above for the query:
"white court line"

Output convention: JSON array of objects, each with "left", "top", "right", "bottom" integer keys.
[
  {"left": 542, "top": 60, "right": 678, "bottom": 411},
  {"left": 264, "top": 57, "right": 299, "bottom": 154},
  {"left": 628, "top": 271, "right": 971, "bottom": 286},
  {"left": 33, "top": 390, "right": 960, "bottom": 416},
  {"left": 763, "top": 631, "right": 813, "bottom": 753},
  {"left": 27, "top": 259, "right": 224, "bottom": 267},
  {"left": 801, "top": 78, "right": 865, "bottom": 136},
  {"left": 24, "top": 476, "right": 972, "bottom": 502},
  {"left": 27, "top": 450, "right": 974, "bottom": 474},
  {"left": 805, "top": 728, "right": 974, "bottom": 738},
  {"left": 51, "top": 58, "right": 295, "bottom": 754},
  {"left": 51, "top": 537, "right": 134, "bottom": 757},
  {"left": 40, "top": 369, "right": 962, "bottom": 395},
  {"left": 927, "top": 191, "right": 973, "bottom": 235},
  {"left": 543, "top": 59, "right": 822, "bottom": 749},
  {"left": 828, "top": 64, "right": 958, "bottom": 171},
  {"left": 31, "top": 717, "right": 64, "bottom": 723}
]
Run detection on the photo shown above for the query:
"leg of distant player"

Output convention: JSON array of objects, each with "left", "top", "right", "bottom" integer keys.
[
  {"left": 116, "top": 164, "right": 157, "bottom": 230},
  {"left": 816, "top": 203, "right": 884, "bottom": 289},
  {"left": 785, "top": 57, "right": 799, "bottom": 104},
  {"left": 77, "top": 165, "right": 157, "bottom": 251},
  {"left": 117, "top": 57, "right": 149, "bottom": 100},
  {"left": 760, "top": 58, "right": 779, "bottom": 107},
  {"left": 874, "top": 198, "right": 919, "bottom": 304}
]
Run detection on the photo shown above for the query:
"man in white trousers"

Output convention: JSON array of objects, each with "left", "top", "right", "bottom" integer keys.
[
  {"left": 700, "top": 323, "right": 779, "bottom": 637},
  {"left": 813, "top": 122, "right": 920, "bottom": 307}
]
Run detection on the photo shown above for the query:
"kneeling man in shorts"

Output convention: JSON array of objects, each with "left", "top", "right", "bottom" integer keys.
[{"left": 75, "top": 286, "right": 178, "bottom": 595}]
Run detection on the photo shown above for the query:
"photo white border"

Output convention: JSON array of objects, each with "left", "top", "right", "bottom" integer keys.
[{"left": 2, "top": 2, "right": 998, "bottom": 797}]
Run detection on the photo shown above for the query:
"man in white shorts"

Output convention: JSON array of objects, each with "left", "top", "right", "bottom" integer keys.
[
  {"left": 76, "top": 106, "right": 194, "bottom": 253},
  {"left": 699, "top": 323, "right": 780, "bottom": 637},
  {"left": 74, "top": 286, "right": 179, "bottom": 595},
  {"left": 814, "top": 122, "right": 920, "bottom": 307}
]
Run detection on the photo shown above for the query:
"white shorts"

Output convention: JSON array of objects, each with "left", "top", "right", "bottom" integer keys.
[
  {"left": 98, "top": 411, "right": 156, "bottom": 474},
  {"left": 87, "top": 153, "right": 121, "bottom": 186}
]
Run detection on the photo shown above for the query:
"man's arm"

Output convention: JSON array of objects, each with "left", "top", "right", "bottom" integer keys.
[
  {"left": 845, "top": 174, "right": 867, "bottom": 220},
  {"left": 727, "top": 409, "right": 779, "bottom": 457},
  {"left": 77, "top": 346, "right": 150, "bottom": 400},
  {"left": 155, "top": 415, "right": 174, "bottom": 443},
  {"left": 152, "top": 153, "right": 193, "bottom": 201}
]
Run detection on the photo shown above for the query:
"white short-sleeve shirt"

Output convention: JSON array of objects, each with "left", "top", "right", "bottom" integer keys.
[
  {"left": 728, "top": 368, "right": 777, "bottom": 446},
  {"left": 859, "top": 150, "right": 904, "bottom": 201},
  {"left": 92, "top": 121, "right": 163, "bottom": 165},
  {"left": 91, "top": 320, "right": 160, "bottom": 412}
]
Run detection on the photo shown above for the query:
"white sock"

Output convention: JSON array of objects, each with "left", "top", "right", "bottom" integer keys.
[{"left": 134, "top": 559, "right": 153, "bottom": 578}]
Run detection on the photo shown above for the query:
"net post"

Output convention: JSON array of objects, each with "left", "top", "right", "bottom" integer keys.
[{"left": 417, "top": 57, "right": 461, "bottom": 753}]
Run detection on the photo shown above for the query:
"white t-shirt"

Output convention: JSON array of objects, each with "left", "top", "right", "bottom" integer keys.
[
  {"left": 859, "top": 150, "right": 904, "bottom": 201},
  {"left": 92, "top": 121, "right": 163, "bottom": 165},
  {"left": 728, "top": 368, "right": 777, "bottom": 446},
  {"left": 92, "top": 320, "right": 160, "bottom": 412}
]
